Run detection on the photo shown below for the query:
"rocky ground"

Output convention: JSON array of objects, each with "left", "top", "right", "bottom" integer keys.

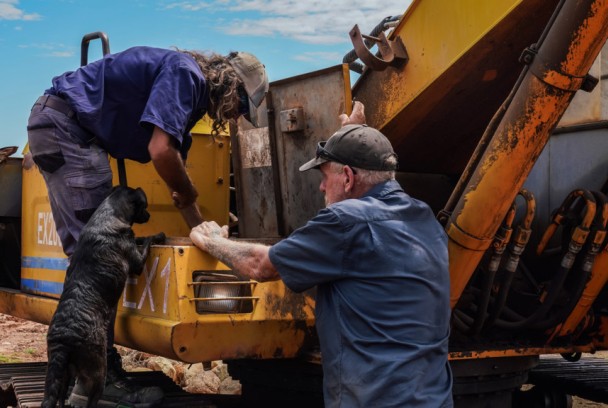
[
  {"left": 0, "top": 312, "right": 606, "bottom": 407},
  {"left": 0, "top": 313, "right": 241, "bottom": 396}
]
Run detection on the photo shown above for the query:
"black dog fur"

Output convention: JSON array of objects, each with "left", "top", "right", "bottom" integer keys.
[{"left": 41, "top": 186, "right": 164, "bottom": 408}]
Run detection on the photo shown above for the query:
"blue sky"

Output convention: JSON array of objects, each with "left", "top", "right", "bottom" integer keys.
[{"left": 0, "top": 0, "right": 409, "bottom": 154}]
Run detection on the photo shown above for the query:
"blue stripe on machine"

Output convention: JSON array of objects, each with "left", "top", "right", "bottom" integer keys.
[
  {"left": 21, "top": 278, "right": 64, "bottom": 295},
  {"left": 21, "top": 256, "right": 68, "bottom": 271}
]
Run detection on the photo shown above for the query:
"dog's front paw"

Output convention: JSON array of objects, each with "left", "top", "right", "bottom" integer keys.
[
  {"left": 135, "top": 232, "right": 166, "bottom": 246},
  {"left": 151, "top": 232, "right": 166, "bottom": 245}
]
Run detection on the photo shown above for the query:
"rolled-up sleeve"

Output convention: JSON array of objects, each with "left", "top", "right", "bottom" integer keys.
[{"left": 269, "top": 208, "right": 346, "bottom": 292}]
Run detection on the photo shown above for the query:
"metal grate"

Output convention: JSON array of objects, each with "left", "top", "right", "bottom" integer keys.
[{"left": 190, "top": 272, "right": 257, "bottom": 314}]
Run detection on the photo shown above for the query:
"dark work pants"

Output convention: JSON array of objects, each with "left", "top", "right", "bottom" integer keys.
[{"left": 27, "top": 98, "right": 118, "bottom": 351}]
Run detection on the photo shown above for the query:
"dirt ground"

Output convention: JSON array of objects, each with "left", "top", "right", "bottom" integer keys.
[
  {"left": 0, "top": 313, "right": 606, "bottom": 407},
  {"left": 0, "top": 313, "right": 241, "bottom": 396}
]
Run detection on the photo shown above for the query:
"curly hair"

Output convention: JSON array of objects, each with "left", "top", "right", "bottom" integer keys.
[{"left": 179, "top": 49, "right": 241, "bottom": 136}]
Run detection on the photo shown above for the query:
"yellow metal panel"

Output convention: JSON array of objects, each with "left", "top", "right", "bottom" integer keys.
[
  {"left": 16, "top": 116, "right": 314, "bottom": 363},
  {"left": 171, "top": 318, "right": 311, "bottom": 363},
  {"left": 19, "top": 116, "right": 230, "bottom": 298},
  {"left": 110, "top": 244, "right": 316, "bottom": 362},
  {"left": 353, "top": 0, "right": 559, "bottom": 175},
  {"left": 111, "top": 116, "right": 231, "bottom": 238},
  {"left": 359, "top": 0, "right": 525, "bottom": 128},
  {"left": 21, "top": 157, "right": 67, "bottom": 299},
  {"left": 0, "top": 290, "right": 57, "bottom": 326}
]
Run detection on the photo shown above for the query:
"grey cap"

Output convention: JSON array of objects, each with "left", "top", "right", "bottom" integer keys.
[
  {"left": 228, "top": 52, "right": 269, "bottom": 107},
  {"left": 299, "top": 124, "right": 398, "bottom": 172}
]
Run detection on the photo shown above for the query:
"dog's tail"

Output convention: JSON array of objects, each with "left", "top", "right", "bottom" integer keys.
[{"left": 42, "top": 343, "right": 71, "bottom": 408}]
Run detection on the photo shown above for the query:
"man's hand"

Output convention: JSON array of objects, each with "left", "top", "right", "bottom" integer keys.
[
  {"left": 190, "top": 221, "right": 229, "bottom": 251},
  {"left": 171, "top": 189, "right": 198, "bottom": 209},
  {"left": 339, "top": 101, "right": 366, "bottom": 126},
  {"left": 178, "top": 202, "right": 204, "bottom": 228}
]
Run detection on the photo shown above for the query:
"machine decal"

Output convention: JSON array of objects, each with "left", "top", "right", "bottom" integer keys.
[
  {"left": 36, "top": 211, "right": 62, "bottom": 247},
  {"left": 122, "top": 256, "right": 171, "bottom": 315},
  {"left": 138, "top": 256, "right": 159, "bottom": 311},
  {"left": 160, "top": 257, "right": 171, "bottom": 314}
]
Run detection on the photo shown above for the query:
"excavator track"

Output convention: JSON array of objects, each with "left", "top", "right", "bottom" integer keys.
[
  {"left": 0, "top": 362, "right": 241, "bottom": 407},
  {"left": 529, "top": 356, "right": 608, "bottom": 403}
]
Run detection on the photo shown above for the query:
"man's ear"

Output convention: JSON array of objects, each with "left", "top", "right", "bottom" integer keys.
[{"left": 343, "top": 166, "right": 355, "bottom": 193}]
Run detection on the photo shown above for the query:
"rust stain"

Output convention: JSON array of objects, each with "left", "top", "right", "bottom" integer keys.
[{"left": 265, "top": 288, "right": 315, "bottom": 321}]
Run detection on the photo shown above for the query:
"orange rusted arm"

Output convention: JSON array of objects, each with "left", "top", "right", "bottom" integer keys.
[
  {"left": 446, "top": 0, "right": 608, "bottom": 309},
  {"left": 556, "top": 199, "right": 608, "bottom": 338}
]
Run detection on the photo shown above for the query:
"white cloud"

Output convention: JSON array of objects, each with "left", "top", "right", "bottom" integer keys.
[
  {"left": 165, "top": 0, "right": 407, "bottom": 45},
  {"left": 48, "top": 51, "right": 75, "bottom": 58},
  {"left": 18, "top": 43, "right": 73, "bottom": 57},
  {"left": 0, "top": 0, "right": 41, "bottom": 21},
  {"left": 164, "top": 1, "right": 212, "bottom": 11},
  {"left": 19, "top": 43, "right": 57, "bottom": 50},
  {"left": 293, "top": 51, "right": 344, "bottom": 62}
]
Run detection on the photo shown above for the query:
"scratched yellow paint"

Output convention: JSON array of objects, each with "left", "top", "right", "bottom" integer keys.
[
  {"left": 111, "top": 115, "right": 231, "bottom": 238},
  {"left": 375, "top": 0, "right": 527, "bottom": 127}
]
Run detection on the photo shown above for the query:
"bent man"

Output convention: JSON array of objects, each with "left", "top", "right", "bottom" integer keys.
[{"left": 191, "top": 106, "right": 453, "bottom": 407}]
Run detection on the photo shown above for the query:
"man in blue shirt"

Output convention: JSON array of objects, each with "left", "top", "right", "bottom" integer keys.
[
  {"left": 190, "top": 104, "right": 453, "bottom": 407},
  {"left": 27, "top": 46, "right": 268, "bottom": 406}
]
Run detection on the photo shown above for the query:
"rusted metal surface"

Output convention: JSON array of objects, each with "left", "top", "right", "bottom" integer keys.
[
  {"left": 0, "top": 157, "right": 22, "bottom": 218},
  {"left": 0, "top": 146, "right": 18, "bottom": 164},
  {"left": 449, "top": 345, "right": 598, "bottom": 361},
  {"left": 353, "top": 0, "right": 560, "bottom": 176},
  {"left": 446, "top": 0, "right": 608, "bottom": 308},
  {"left": 233, "top": 66, "right": 351, "bottom": 238},
  {"left": 349, "top": 24, "right": 408, "bottom": 71},
  {"left": 232, "top": 118, "right": 280, "bottom": 239},
  {"left": 267, "top": 65, "right": 352, "bottom": 235}
]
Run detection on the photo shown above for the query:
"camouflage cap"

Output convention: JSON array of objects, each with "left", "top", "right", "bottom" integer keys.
[{"left": 228, "top": 52, "right": 269, "bottom": 108}]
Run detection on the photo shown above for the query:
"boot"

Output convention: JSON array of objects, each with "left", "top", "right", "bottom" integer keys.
[
  {"left": 68, "top": 347, "right": 164, "bottom": 407},
  {"left": 106, "top": 346, "right": 129, "bottom": 383},
  {"left": 67, "top": 380, "right": 164, "bottom": 408}
]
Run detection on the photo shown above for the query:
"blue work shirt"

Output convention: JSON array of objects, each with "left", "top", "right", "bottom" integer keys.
[
  {"left": 47, "top": 46, "right": 209, "bottom": 162},
  {"left": 269, "top": 180, "right": 453, "bottom": 407}
]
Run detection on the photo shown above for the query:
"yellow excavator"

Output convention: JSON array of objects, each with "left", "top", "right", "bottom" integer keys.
[{"left": 1, "top": 0, "right": 608, "bottom": 406}]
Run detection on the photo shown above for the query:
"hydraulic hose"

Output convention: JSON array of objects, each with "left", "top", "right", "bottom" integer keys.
[
  {"left": 495, "top": 190, "right": 595, "bottom": 331},
  {"left": 469, "top": 205, "right": 515, "bottom": 335},
  {"left": 484, "top": 190, "right": 535, "bottom": 330},
  {"left": 446, "top": 0, "right": 608, "bottom": 309},
  {"left": 551, "top": 191, "right": 608, "bottom": 339}
]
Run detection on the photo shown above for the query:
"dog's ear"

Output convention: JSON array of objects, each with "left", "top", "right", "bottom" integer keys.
[
  {"left": 105, "top": 186, "right": 130, "bottom": 219},
  {"left": 108, "top": 185, "right": 125, "bottom": 199},
  {"left": 131, "top": 187, "right": 150, "bottom": 224},
  {"left": 134, "top": 188, "right": 147, "bottom": 205}
]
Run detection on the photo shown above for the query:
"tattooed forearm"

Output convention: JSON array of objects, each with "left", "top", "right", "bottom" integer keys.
[
  {"left": 205, "top": 238, "right": 251, "bottom": 277},
  {"left": 205, "top": 237, "right": 279, "bottom": 282},
  {"left": 190, "top": 221, "right": 280, "bottom": 281}
]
